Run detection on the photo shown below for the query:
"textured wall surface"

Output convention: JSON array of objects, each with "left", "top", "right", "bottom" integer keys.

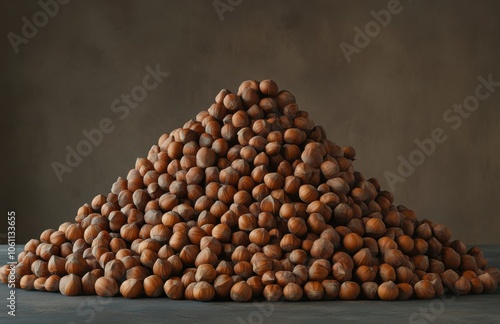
[{"left": 1, "top": 0, "right": 499, "bottom": 244}]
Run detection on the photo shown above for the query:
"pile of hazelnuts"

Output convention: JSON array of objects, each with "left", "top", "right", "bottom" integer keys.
[{"left": 2, "top": 79, "right": 499, "bottom": 302}]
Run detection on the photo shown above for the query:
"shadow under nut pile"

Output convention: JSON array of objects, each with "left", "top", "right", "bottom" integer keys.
[{"left": 2, "top": 79, "right": 499, "bottom": 301}]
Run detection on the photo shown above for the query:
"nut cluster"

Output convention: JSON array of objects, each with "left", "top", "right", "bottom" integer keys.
[{"left": 1, "top": 79, "right": 499, "bottom": 301}]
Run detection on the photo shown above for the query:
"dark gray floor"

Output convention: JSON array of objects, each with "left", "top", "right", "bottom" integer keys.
[{"left": 0, "top": 245, "right": 499, "bottom": 324}]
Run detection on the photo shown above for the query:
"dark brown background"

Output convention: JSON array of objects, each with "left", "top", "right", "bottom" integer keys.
[{"left": 1, "top": 0, "right": 499, "bottom": 244}]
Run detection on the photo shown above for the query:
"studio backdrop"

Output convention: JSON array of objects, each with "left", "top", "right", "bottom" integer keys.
[{"left": 1, "top": 0, "right": 499, "bottom": 244}]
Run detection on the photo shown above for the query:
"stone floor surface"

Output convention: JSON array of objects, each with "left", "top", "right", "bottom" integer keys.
[{"left": 0, "top": 245, "right": 499, "bottom": 324}]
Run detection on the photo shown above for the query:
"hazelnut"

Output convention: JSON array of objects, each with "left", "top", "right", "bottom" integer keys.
[
  {"left": 378, "top": 281, "right": 399, "bottom": 301},
  {"left": 454, "top": 276, "right": 471, "bottom": 295},
  {"left": 432, "top": 224, "right": 451, "bottom": 243},
  {"left": 327, "top": 177, "right": 349, "bottom": 196},
  {"left": 460, "top": 255, "right": 478, "bottom": 272},
  {"left": 20, "top": 274, "right": 37, "bottom": 290},
  {"left": 449, "top": 240, "right": 467, "bottom": 255},
  {"left": 396, "top": 266, "right": 413, "bottom": 284},
  {"left": 412, "top": 255, "right": 429, "bottom": 272},
  {"left": 65, "top": 253, "right": 88, "bottom": 276},
  {"left": 310, "top": 238, "right": 334, "bottom": 259},
  {"left": 104, "top": 259, "right": 126, "bottom": 281},
  {"left": 430, "top": 277, "right": 445, "bottom": 297},
  {"left": 223, "top": 93, "right": 242, "bottom": 111},
  {"left": 279, "top": 203, "right": 296, "bottom": 220},
  {"left": 153, "top": 259, "right": 173, "bottom": 280},
  {"left": 283, "top": 176, "right": 301, "bottom": 195},
  {"left": 59, "top": 274, "right": 82, "bottom": 296},
  {"left": 194, "top": 247, "right": 217, "bottom": 267},
  {"left": 260, "top": 195, "right": 281, "bottom": 214},
  {"left": 230, "top": 281, "right": 253, "bottom": 302},
  {"left": 21, "top": 252, "right": 38, "bottom": 268},
  {"left": 333, "top": 262, "right": 352, "bottom": 282},
  {"left": 298, "top": 185, "right": 319, "bottom": 204},
  {"left": 140, "top": 249, "right": 158, "bottom": 268},
  {"left": 44, "top": 275, "right": 61, "bottom": 292},
  {"left": 65, "top": 224, "right": 84, "bottom": 242},
  {"left": 181, "top": 271, "right": 196, "bottom": 288},
  {"left": 144, "top": 275, "right": 164, "bottom": 297},
  {"left": 280, "top": 258, "right": 294, "bottom": 272},
  {"left": 238, "top": 213, "right": 258, "bottom": 232},
  {"left": 379, "top": 263, "right": 396, "bottom": 282},
  {"left": 34, "top": 277, "right": 47, "bottom": 291},
  {"left": 275, "top": 90, "right": 296, "bottom": 110},
  {"left": 39, "top": 243, "right": 59, "bottom": 261},
  {"left": 364, "top": 218, "right": 386, "bottom": 238},
  {"left": 247, "top": 276, "right": 264, "bottom": 297},
  {"left": 397, "top": 282, "right": 414, "bottom": 300},
  {"left": 214, "top": 261, "right": 233, "bottom": 277},
  {"left": 120, "top": 223, "right": 140, "bottom": 242},
  {"left": 289, "top": 249, "right": 307, "bottom": 265},
  {"left": 306, "top": 213, "right": 327, "bottom": 235},
  {"left": 199, "top": 237, "right": 222, "bottom": 256},
  {"left": 186, "top": 227, "right": 205, "bottom": 246},
  {"left": 301, "top": 281, "right": 323, "bottom": 301},
  {"left": 322, "top": 279, "right": 341, "bottom": 300},
  {"left": 259, "top": 79, "right": 278, "bottom": 96},
  {"left": 427, "top": 237, "right": 443, "bottom": 258},
  {"left": 263, "top": 284, "right": 283, "bottom": 301},
  {"left": 414, "top": 280, "right": 435, "bottom": 299},
  {"left": 485, "top": 267, "right": 500, "bottom": 283},
  {"left": 478, "top": 273, "right": 498, "bottom": 293},
  {"left": 383, "top": 249, "right": 404, "bottom": 268},
  {"left": 47, "top": 255, "right": 67, "bottom": 277},
  {"left": 195, "top": 264, "right": 217, "bottom": 283},
  {"left": 339, "top": 281, "right": 360, "bottom": 300},
  {"left": 415, "top": 223, "right": 432, "bottom": 240},
  {"left": 333, "top": 203, "right": 353, "bottom": 225},
  {"left": 82, "top": 270, "right": 101, "bottom": 295},
  {"left": 274, "top": 270, "right": 295, "bottom": 287},
  {"left": 352, "top": 248, "right": 373, "bottom": 267},
  {"left": 382, "top": 210, "right": 402, "bottom": 228},
  {"left": 343, "top": 232, "right": 363, "bottom": 253},
  {"left": 213, "top": 274, "right": 233, "bottom": 298},
  {"left": 361, "top": 281, "right": 378, "bottom": 300},
  {"left": 99, "top": 252, "right": 115, "bottom": 269},
  {"left": 332, "top": 251, "right": 354, "bottom": 270},
  {"left": 169, "top": 232, "right": 189, "bottom": 252},
  {"left": 193, "top": 281, "right": 216, "bottom": 301},
  {"left": 252, "top": 255, "right": 273, "bottom": 276},
  {"left": 441, "top": 269, "right": 460, "bottom": 293},
  {"left": 120, "top": 278, "right": 143, "bottom": 298},
  {"left": 377, "top": 237, "right": 398, "bottom": 255},
  {"left": 305, "top": 259, "right": 328, "bottom": 281},
  {"left": 164, "top": 278, "right": 184, "bottom": 299},
  {"left": 234, "top": 261, "right": 253, "bottom": 279},
  {"left": 263, "top": 172, "right": 284, "bottom": 190},
  {"left": 179, "top": 245, "right": 200, "bottom": 266},
  {"left": 291, "top": 264, "right": 307, "bottom": 286},
  {"left": 396, "top": 235, "right": 414, "bottom": 254},
  {"left": 115, "top": 248, "right": 134, "bottom": 260},
  {"left": 280, "top": 234, "right": 302, "bottom": 252},
  {"left": 283, "top": 282, "right": 303, "bottom": 301},
  {"left": 31, "top": 260, "right": 50, "bottom": 278},
  {"left": 362, "top": 237, "right": 379, "bottom": 256},
  {"left": 469, "top": 277, "right": 483, "bottom": 294},
  {"left": 212, "top": 224, "right": 231, "bottom": 242},
  {"left": 355, "top": 265, "right": 376, "bottom": 282},
  {"left": 287, "top": 217, "right": 308, "bottom": 237},
  {"left": 441, "top": 247, "right": 461, "bottom": 269},
  {"left": 94, "top": 276, "right": 119, "bottom": 297}
]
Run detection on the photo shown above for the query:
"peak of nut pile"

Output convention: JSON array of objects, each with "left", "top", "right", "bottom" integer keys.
[{"left": 2, "top": 79, "right": 499, "bottom": 301}]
